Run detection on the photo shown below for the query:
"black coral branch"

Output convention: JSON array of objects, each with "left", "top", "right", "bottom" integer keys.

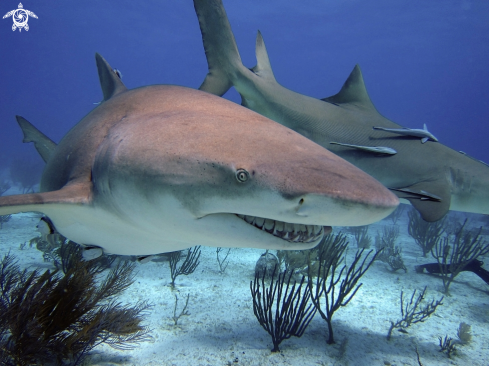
[
  {"left": 308, "top": 233, "right": 379, "bottom": 344},
  {"left": 250, "top": 266, "right": 317, "bottom": 352}
]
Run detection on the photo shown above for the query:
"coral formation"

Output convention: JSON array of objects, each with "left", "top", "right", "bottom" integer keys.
[
  {"left": 385, "top": 204, "right": 405, "bottom": 225},
  {"left": 386, "top": 286, "right": 443, "bottom": 340},
  {"left": 408, "top": 209, "right": 446, "bottom": 257},
  {"left": 169, "top": 246, "right": 201, "bottom": 288},
  {"left": 216, "top": 247, "right": 232, "bottom": 274},
  {"left": 375, "top": 226, "right": 406, "bottom": 272},
  {"left": 172, "top": 293, "right": 190, "bottom": 326},
  {"left": 308, "top": 233, "right": 379, "bottom": 344},
  {"left": 351, "top": 225, "right": 372, "bottom": 249},
  {"left": 255, "top": 251, "right": 279, "bottom": 278},
  {"left": 250, "top": 266, "right": 316, "bottom": 352},
  {"left": 438, "top": 335, "right": 456, "bottom": 358},
  {"left": 431, "top": 219, "right": 489, "bottom": 294},
  {"left": 0, "top": 252, "right": 152, "bottom": 365},
  {"left": 457, "top": 322, "right": 472, "bottom": 345}
]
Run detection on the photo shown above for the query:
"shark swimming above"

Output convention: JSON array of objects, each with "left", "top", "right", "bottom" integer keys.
[
  {"left": 0, "top": 53, "right": 398, "bottom": 257},
  {"left": 193, "top": 0, "right": 489, "bottom": 222}
]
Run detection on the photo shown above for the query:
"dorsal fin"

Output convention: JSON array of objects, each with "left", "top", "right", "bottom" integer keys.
[
  {"left": 322, "top": 65, "right": 376, "bottom": 110},
  {"left": 16, "top": 115, "right": 57, "bottom": 163},
  {"left": 95, "top": 53, "right": 127, "bottom": 101},
  {"left": 251, "top": 31, "right": 276, "bottom": 81}
]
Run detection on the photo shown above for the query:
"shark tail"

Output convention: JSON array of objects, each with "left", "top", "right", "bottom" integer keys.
[
  {"left": 194, "top": 0, "right": 277, "bottom": 97},
  {"left": 15, "top": 116, "right": 57, "bottom": 163},
  {"left": 194, "top": 0, "right": 245, "bottom": 96}
]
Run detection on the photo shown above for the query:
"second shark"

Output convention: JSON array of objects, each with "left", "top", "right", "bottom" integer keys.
[{"left": 193, "top": 0, "right": 489, "bottom": 222}]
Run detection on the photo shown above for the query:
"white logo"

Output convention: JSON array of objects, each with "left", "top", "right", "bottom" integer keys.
[{"left": 3, "top": 3, "right": 38, "bottom": 32}]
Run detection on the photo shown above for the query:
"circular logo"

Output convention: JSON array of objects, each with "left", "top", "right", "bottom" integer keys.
[{"left": 13, "top": 9, "right": 28, "bottom": 28}]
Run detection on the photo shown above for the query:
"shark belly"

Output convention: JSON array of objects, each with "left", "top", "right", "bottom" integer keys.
[{"left": 43, "top": 193, "right": 317, "bottom": 256}]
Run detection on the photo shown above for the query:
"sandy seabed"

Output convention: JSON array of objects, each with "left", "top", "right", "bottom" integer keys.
[{"left": 0, "top": 207, "right": 488, "bottom": 366}]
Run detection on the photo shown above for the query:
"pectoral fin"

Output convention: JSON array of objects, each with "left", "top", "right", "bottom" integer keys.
[
  {"left": 0, "top": 183, "right": 92, "bottom": 216},
  {"left": 390, "top": 179, "right": 451, "bottom": 222}
]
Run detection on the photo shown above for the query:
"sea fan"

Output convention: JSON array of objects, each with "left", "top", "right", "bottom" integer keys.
[{"left": 0, "top": 252, "right": 152, "bottom": 365}]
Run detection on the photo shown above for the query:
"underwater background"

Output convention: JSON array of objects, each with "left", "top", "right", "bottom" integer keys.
[
  {"left": 1, "top": 1, "right": 489, "bottom": 365},
  {"left": 1, "top": 0, "right": 489, "bottom": 173}
]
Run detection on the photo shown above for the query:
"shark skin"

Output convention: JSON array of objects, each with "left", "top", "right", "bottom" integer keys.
[
  {"left": 0, "top": 54, "right": 398, "bottom": 256},
  {"left": 193, "top": 0, "right": 489, "bottom": 222}
]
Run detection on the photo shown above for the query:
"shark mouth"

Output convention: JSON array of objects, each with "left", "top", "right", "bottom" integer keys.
[{"left": 236, "top": 214, "right": 327, "bottom": 243}]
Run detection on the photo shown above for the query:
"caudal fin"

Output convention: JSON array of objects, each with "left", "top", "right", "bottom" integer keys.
[{"left": 194, "top": 0, "right": 244, "bottom": 96}]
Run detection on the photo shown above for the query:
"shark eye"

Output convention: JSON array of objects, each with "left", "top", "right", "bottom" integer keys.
[{"left": 235, "top": 168, "right": 250, "bottom": 183}]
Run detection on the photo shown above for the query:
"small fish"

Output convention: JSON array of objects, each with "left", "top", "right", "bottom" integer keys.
[
  {"left": 37, "top": 216, "right": 54, "bottom": 238},
  {"left": 112, "top": 68, "right": 123, "bottom": 79},
  {"left": 37, "top": 217, "right": 64, "bottom": 246},
  {"left": 373, "top": 124, "right": 438, "bottom": 144},
  {"left": 82, "top": 246, "right": 104, "bottom": 261},
  {"left": 41, "top": 216, "right": 101, "bottom": 260},
  {"left": 137, "top": 255, "right": 155, "bottom": 264},
  {"left": 391, "top": 187, "right": 441, "bottom": 202},
  {"left": 330, "top": 142, "right": 397, "bottom": 155}
]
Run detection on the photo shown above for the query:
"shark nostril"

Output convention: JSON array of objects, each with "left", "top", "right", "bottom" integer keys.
[{"left": 299, "top": 198, "right": 304, "bottom": 205}]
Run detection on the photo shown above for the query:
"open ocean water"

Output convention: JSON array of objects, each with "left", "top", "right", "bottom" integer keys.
[{"left": 1, "top": 1, "right": 488, "bottom": 365}]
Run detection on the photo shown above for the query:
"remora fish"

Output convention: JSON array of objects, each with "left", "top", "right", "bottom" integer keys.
[
  {"left": 193, "top": 0, "right": 489, "bottom": 222},
  {"left": 329, "top": 142, "right": 397, "bottom": 155},
  {"left": 372, "top": 124, "right": 438, "bottom": 144},
  {"left": 0, "top": 53, "right": 398, "bottom": 256}
]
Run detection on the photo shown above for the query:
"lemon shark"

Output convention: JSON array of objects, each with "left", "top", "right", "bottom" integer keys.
[
  {"left": 0, "top": 54, "right": 398, "bottom": 256},
  {"left": 193, "top": 0, "right": 489, "bottom": 222}
]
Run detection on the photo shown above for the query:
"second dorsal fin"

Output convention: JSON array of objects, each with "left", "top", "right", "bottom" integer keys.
[
  {"left": 251, "top": 31, "right": 276, "bottom": 81},
  {"left": 95, "top": 53, "right": 127, "bottom": 102},
  {"left": 322, "top": 64, "right": 376, "bottom": 110}
]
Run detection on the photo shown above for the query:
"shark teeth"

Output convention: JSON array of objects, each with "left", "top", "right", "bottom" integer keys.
[{"left": 236, "top": 214, "right": 325, "bottom": 244}]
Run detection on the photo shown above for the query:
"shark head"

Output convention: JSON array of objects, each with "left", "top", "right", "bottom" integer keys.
[
  {"left": 86, "top": 86, "right": 398, "bottom": 254},
  {"left": 0, "top": 54, "right": 398, "bottom": 256}
]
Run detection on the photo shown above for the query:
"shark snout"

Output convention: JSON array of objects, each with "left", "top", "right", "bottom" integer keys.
[
  {"left": 254, "top": 152, "right": 400, "bottom": 227},
  {"left": 292, "top": 190, "right": 399, "bottom": 226}
]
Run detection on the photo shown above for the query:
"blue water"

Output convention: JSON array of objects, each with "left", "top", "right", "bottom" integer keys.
[
  {"left": 1, "top": 2, "right": 489, "bottom": 363},
  {"left": 1, "top": 0, "right": 488, "bottom": 175}
]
